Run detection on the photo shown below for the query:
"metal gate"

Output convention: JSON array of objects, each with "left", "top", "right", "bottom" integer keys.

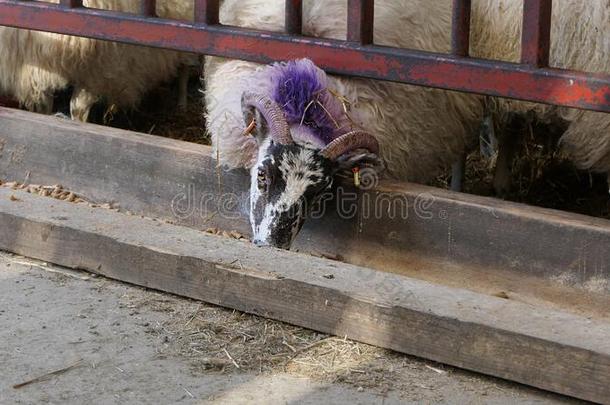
[{"left": 0, "top": 0, "right": 608, "bottom": 112}]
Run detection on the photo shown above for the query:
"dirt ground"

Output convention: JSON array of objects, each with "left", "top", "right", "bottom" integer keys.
[{"left": 0, "top": 252, "right": 583, "bottom": 405}]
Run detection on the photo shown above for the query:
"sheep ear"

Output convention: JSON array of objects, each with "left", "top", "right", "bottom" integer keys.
[
  {"left": 331, "top": 151, "right": 385, "bottom": 188},
  {"left": 242, "top": 104, "right": 269, "bottom": 146},
  {"left": 332, "top": 151, "right": 384, "bottom": 173}
]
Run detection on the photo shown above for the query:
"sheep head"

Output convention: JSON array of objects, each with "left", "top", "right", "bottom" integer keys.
[{"left": 242, "top": 91, "right": 380, "bottom": 249}]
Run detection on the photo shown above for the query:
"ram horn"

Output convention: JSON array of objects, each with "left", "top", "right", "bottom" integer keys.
[
  {"left": 241, "top": 92, "right": 292, "bottom": 145},
  {"left": 320, "top": 131, "right": 380, "bottom": 160}
]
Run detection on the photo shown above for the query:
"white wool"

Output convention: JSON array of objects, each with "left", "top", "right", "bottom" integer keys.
[
  {"left": 470, "top": 0, "right": 610, "bottom": 173},
  {"left": 205, "top": 0, "right": 484, "bottom": 183},
  {"left": 0, "top": 27, "right": 68, "bottom": 113},
  {"left": 0, "top": 0, "right": 195, "bottom": 120}
]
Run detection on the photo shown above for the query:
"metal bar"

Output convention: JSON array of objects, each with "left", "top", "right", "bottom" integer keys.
[
  {"left": 521, "top": 0, "right": 552, "bottom": 66},
  {"left": 451, "top": 0, "right": 471, "bottom": 56},
  {"left": 0, "top": 0, "right": 607, "bottom": 112},
  {"left": 194, "top": 0, "right": 219, "bottom": 25},
  {"left": 140, "top": 0, "right": 156, "bottom": 17},
  {"left": 59, "top": 0, "right": 82, "bottom": 7},
  {"left": 347, "top": 0, "right": 374, "bottom": 44},
  {"left": 285, "top": 0, "right": 302, "bottom": 34}
]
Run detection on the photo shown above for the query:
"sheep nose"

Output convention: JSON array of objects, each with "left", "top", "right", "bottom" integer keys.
[{"left": 252, "top": 239, "right": 268, "bottom": 247}]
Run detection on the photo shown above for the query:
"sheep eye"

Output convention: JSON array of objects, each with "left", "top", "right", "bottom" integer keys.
[{"left": 257, "top": 169, "right": 267, "bottom": 191}]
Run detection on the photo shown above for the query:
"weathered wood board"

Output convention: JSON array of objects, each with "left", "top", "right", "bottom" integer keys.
[
  {"left": 1, "top": 107, "right": 609, "bottom": 289},
  {"left": 0, "top": 187, "right": 609, "bottom": 404}
]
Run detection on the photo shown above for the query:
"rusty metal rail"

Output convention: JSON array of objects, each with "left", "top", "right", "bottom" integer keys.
[{"left": 0, "top": 0, "right": 608, "bottom": 112}]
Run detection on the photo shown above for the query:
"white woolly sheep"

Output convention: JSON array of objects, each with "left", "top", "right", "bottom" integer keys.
[
  {"left": 0, "top": 26, "right": 68, "bottom": 113},
  {"left": 470, "top": 0, "right": 610, "bottom": 194},
  {"left": 0, "top": 0, "right": 196, "bottom": 121},
  {"left": 204, "top": 0, "right": 484, "bottom": 248}
]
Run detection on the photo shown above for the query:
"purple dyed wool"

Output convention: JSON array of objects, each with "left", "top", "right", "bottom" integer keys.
[{"left": 270, "top": 59, "right": 343, "bottom": 145}]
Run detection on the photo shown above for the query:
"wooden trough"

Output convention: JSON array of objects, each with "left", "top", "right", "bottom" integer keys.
[{"left": 1, "top": 107, "right": 610, "bottom": 403}]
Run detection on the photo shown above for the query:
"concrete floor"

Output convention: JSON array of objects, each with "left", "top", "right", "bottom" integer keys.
[{"left": 0, "top": 253, "right": 582, "bottom": 404}]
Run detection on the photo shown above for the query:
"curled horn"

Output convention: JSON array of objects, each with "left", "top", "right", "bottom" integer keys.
[
  {"left": 241, "top": 92, "right": 293, "bottom": 145},
  {"left": 320, "top": 131, "right": 380, "bottom": 160}
]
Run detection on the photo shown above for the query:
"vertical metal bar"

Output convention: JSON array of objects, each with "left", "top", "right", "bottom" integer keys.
[
  {"left": 347, "top": 0, "right": 374, "bottom": 45},
  {"left": 451, "top": 0, "right": 471, "bottom": 56},
  {"left": 521, "top": 0, "right": 552, "bottom": 66},
  {"left": 194, "top": 0, "right": 220, "bottom": 25},
  {"left": 285, "top": 0, "right": 303, "bottom": 34},
  {"left": 140, "top": 0, "right": 156, "bottom": 17},
  {"left": 60, "top": 0, "right": 83, "bottom": 7}
]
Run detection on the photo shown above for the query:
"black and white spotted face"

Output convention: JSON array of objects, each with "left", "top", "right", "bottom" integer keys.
[{"left": 250, "top": 140, "right": 333, "bottom": 249}]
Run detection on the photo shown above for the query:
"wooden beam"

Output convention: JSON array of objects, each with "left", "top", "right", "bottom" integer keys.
[
  {"left": 1, "top": 187, "right": 610, "bottom": 403},
  {"left": 2, "top": 108, "right": 610, "bottom": 291}
]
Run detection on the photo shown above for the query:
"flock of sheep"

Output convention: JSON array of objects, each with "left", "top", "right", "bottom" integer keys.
[
  {"left": 0, "top": 0, "right": 196, "bottom": 120},
  {"left": 0, "top": 0, "right": 608, "bottom": 194}
]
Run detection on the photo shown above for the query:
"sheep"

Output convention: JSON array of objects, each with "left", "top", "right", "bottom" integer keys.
[
  {"left": 470, "top": 0, "right": 610, "bottom": 195},
  {"left": 204, "top": 0, "right": 484, "bottom": 248},
  {"left": 0, "top": 0, "right": 196, "bottom": 121},
  {"left": 0, "top": 26, "right": 69, "bottom": 113}
]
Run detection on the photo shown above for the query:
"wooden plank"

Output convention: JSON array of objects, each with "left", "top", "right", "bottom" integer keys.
[
  {"left": 1, "top": 108, "right": 609, "bottom": 289},
  {"left": 1, "top": 187, "right": 610, "bottom": 403},
  {"left": 0, "top": 108, "right": 250, "bottom": 235}
]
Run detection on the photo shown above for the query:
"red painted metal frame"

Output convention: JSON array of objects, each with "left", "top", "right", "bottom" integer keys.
[
  {"left": 194, "top": 0, "right": 219, "bottom": 25},
  {"left": 521, "top": 0, "right": 552, "bottom": 67},
  {"left": 285, "top": 0, "right": 302, "bottom": 35},
  {"left": 0, "top": 0, "right": 608, "bottom": 112},
  {"left": 140, "top": 0, "right": 156, "bottom": 18},
  {"left": 59, "top": 0, "right": 82, "bottom": 7},
  {"left": 451, "top": 0, "right": 471, "bottom": 57},
  {"left": 348, "top": 0, "right": 375, "bottom": 45}
]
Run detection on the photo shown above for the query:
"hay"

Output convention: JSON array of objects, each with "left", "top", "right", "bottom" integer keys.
[
  {"left": 127, "top": 291, "right": 403, "bottom": 391},
  {"left": 435, "top": 121, "right": 610, "bottom": 219},
  {"left": 102, "top": 67, "right": 210, "bottom": 146},
  {"left": 205, "top": 227, "right": 247, "bottom": 241},
  {"left": 0, "top": 181, "right": 88, "bottom": 204},
  {"left": 116, "top": 288, "right": 516, "bottom": 400}
]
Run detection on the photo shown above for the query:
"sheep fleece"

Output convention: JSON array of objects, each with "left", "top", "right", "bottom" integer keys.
[
  {"left": 0, "top": 0, "right": 194, "bottom": 117},
  {"left": 470, "top": 0, "right": 610, "bottom": 173},
  {"left": 205, "top": 0, "right": 484, "bottom": 183}
]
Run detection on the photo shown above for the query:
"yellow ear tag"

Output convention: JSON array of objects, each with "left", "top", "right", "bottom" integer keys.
[{"left": 352, "top": 167, "right": 361, "bottom": 187}]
